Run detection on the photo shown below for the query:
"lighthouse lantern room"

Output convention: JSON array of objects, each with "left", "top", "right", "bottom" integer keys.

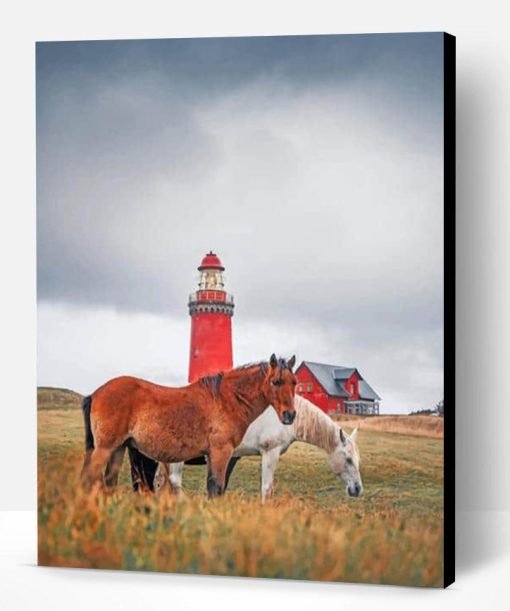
[{"left": 188, "top": 252, "right": 234, "bottom": 382}]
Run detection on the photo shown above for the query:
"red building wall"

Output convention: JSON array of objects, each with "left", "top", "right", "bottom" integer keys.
[
  {"left": 344, "top": 372, "right": 360, "bottom": 400},
  {"left": 295, "top": 364, "right": 344, "bottom": 413},
  {"left": 295, "top": 364, "right": 361, "bottom": 414},
  {"left": 188, "top": 311, "right": 233, "bottom": 382}
]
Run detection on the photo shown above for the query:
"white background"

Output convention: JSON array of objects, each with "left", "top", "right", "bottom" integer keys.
[{"left": 1, "top": 0, "right": 509, "bottom": 608}]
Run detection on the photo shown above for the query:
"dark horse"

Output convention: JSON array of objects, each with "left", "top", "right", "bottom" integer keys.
[{"left": 81, "top": 354, "right": 296, "bottom": 497}]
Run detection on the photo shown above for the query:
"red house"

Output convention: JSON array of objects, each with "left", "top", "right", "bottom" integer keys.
[{"left": 295, "top": 361, "right": 380, "bottom": 415}]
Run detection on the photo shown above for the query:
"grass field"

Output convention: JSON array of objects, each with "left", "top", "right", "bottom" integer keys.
[
  {"left": 335, "top": 414, "right": 444, "bottom": 439},
  {"left": 38, "top": 404, "right": 444, "bottom": 587}
]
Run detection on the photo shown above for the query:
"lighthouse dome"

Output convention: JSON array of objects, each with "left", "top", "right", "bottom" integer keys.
[{"left": 198, "top": 251, "right": 225, "bottom": 271}]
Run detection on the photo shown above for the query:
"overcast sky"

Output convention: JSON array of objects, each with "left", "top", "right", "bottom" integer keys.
[{"left": 36, "top": 33, "right": 444, "bottom": 413}]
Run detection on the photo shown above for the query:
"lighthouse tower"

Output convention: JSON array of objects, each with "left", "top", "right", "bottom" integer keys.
[{"left": 188, "top": 252, "right": 234, "bottom": 382}]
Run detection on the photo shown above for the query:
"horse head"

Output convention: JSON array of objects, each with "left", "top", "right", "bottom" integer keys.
[
  {"left": 327, "top": 427, "right": 363, "bottom": 497},
  {"left": 263, "top": 354, "right": 297, "bottom": 425}
]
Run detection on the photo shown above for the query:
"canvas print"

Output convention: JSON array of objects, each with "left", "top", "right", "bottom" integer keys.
[{"left": 37, "top": 32, "right": 455, "bottom": 587}]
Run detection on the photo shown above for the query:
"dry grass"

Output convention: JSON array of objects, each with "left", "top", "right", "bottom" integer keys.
[
  {"left": 334, "top": 415, "right": 444, "bottom": 439},
  {"left": 38, "top": 409, "right": 444, "bottom": 587}
]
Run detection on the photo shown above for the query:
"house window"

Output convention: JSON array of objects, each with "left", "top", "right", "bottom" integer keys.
[
  {"left": 307, "top": 383, "right": 313, "bottom": 393},
  {"left": 297, "top": 384, "right": 304, "bottom": 393}
]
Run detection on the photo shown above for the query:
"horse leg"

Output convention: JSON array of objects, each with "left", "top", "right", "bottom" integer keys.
[
  {"left": 128, "top": 446, "right": 145, "bottom": 492},
  {"left": 156, "top": 463, "right": 183, "bottom": 496},
  {"left": 81, "top": 447, "right": 114, "bottom": 490},
  {"left": 207, "top": 445, "right": 234, "bottom": 498},
  {"left": 154, "top": 463, "right": 168, "bottom": 493},
  {"left": 261, "top": 448, "right": 280, "bottom": 503},
  {"left": 104, "top": 444, "right": 126, "bottom": 488},
  {"left": 153, "top": 463, "right": 166, "bottom": 492},
  {"left": 140, "top": 455, "right": 158, "bottom": 491},
  {"left": 128, "top": 446, "right": 158, "bottom": 493},
  {"left": 168, "top": 462, "right": 184, "bottom": 495},
  {"left": 80, "top": 449, "right": 93, "bottom": 479},
  {"left": 223, "top": 456, "right": 240, "bottom": 492}
]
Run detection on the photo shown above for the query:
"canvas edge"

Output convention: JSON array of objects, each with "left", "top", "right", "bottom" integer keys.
[
  {"left": 443, "top": 31, "right": 456, "bottom": 589},
  {"left": 33, "top": 33, "right": 453, "bottom": 587}
]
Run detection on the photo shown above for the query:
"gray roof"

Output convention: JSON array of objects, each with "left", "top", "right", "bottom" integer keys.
[
  {"left": 332, "top": 367, "right": 357, "bottom": 380},
  {"left": 301, "top": 361, "right": 349, "bottom": 397},
  {"left": 358, "top": 380, "right": 381, "bottom": 401},
  {"left": 299, "top": 361, "right": 380, "bottom": 401}
]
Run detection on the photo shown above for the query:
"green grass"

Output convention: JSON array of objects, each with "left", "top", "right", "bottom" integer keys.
[{"left": 38, "top": 409, "right": 444, "bottom": 586}]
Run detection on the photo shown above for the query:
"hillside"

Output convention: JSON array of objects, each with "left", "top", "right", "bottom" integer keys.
[{"left": 37, "top": 387, "right": 83, "bottom": 411}]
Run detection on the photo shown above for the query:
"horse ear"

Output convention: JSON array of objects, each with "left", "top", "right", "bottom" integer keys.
[
  {"left": 339, "top": 428, "right": 346, "bottom": 444},
  {"left": 269, "top": 353, "right": 278, "bottom": 369},
  {"left": 350, "top": 427, "right": 358, "bottom": 443},
  {"left": 287, "top": 355, "right": 296, "bottom": 370}
]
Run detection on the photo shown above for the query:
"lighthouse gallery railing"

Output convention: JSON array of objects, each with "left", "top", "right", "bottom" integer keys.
[{"left": 188, "top": 291, "right": 234, "bottom": 305}]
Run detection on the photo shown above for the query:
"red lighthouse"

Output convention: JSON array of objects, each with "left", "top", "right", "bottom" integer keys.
[{"left": 188, "top": 252, "right": 234, "bottom": 382}]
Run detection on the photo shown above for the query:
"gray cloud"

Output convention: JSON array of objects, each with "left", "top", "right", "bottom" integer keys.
[{"left": 37, "top": 33, "right": 444, "bottom": 412}]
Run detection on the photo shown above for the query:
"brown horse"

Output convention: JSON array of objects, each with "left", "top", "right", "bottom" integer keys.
[{"left": 80, "top": 354, "right": 297, "bottom": 497}]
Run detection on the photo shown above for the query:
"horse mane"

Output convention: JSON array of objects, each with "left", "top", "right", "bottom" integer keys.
[
  {"left": 199, "top": 372, "right": 225, "bottom": 399},
  {"left": 231, "top": 361, "right": 269, "bottom": 374},
  {"left": 230, "top": 358, "right": 292, "bottom": 374},
  {"left": 294, "top": 395, "right": 340, "bottom": 453},
  {"left": 198, "top": 362, "right": 268, "bottom": 398}
]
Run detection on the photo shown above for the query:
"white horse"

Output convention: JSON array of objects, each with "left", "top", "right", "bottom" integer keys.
[{"left": 158, "top": 395, "right": 363, "bottom": 502}]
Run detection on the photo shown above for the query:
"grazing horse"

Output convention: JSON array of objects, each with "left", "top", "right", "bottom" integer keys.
[
  {"left": 80, "top": 354, "right": 297, "bottom": 497},
  {"left": 162, "top": 395, "right": 362, "bottom": 501},
  {"left": 134, "top": 395, "right": 363, "bottom": 502}
]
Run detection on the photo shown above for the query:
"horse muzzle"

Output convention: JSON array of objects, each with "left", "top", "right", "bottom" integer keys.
[
  {"left": 281, "top": 410, "right": 296, "bottom": 425},
  {"left": 347, "top": 482, "right": 363, "bottom": 497}
]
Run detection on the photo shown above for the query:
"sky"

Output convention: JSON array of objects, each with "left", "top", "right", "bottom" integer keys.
[{"left": 36, "top": 33, "right": 444, "bottom": 414}]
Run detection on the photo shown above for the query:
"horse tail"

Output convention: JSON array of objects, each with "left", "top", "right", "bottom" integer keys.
[{"left": 82, "top": 395, "right": 94, "bottom": 451}]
